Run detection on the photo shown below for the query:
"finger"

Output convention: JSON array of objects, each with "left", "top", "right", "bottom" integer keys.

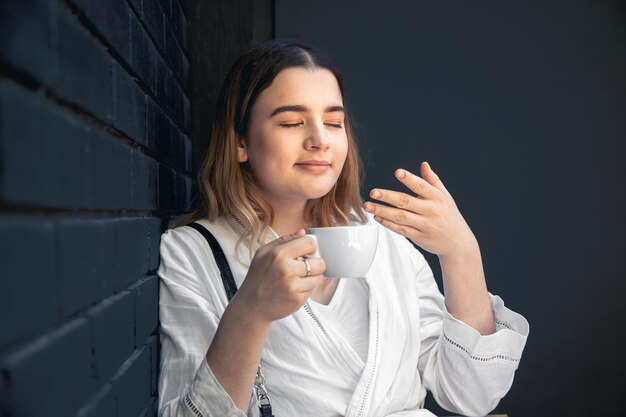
[
  {"left": 421, "top": 161, "right": 452, "bottom": 198},
  {"left": 267, "top": 229, "right": 306, "bottom": 249},
  {"left": 367, "top": 188, "right": 429, "bottom": 214},
  {"left": 364, "top": 203, "right": 427, "bottom": 231},
  {"left": 374, "top": 215, "right": 426, "bottom": 243},
  {"left": 395, "top": 168, "right": 439, "bottom": 199},
  {"left": 276, "top": 234, "right": 318, "bottom": 259},
  {"left": 296, "top": 274, "right": 326, "bottom": 293},
  {"left": 292, "top": 257, "right": 326, "bottom": 278}
]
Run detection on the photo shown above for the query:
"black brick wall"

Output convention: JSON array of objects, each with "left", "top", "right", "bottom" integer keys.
[
  {"left": 0, "top": 0, "right": 190, "bottom": 415},
  {"left": 1, "top": 0, "right": 273, "bottom": 415}
]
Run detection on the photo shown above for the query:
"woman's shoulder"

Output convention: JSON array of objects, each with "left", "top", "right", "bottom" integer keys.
[{"left": 159, "top": 215, "right": 239, "bottom": 258}]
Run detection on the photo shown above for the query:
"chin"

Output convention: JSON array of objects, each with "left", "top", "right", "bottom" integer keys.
[{"left": 305, "top": 184, "right": 337, "bottom": 200}]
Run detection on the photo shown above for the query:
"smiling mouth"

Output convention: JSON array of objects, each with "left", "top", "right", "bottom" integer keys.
[
  {"left": 295, "top": 160, "right": 331, "bottom": 166},
  {"left": 294, "top": 163, "right": 331, "bottom": 173}
]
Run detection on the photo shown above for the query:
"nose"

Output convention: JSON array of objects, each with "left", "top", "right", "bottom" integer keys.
[{"left": 304, "top": 123, "right": 330, "bottom": 151}]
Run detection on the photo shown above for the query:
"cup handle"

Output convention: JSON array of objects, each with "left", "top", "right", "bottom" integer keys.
[{"left": 304, "top": 234, "right": 321, "bottom": 258}]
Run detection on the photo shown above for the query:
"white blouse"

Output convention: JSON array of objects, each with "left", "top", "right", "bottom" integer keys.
[
  {"left": 157, "top": 213, "right": 529, "bottom": 417},
  {"left": 309, "top": 278, "right": 370, "bottom": 363}
]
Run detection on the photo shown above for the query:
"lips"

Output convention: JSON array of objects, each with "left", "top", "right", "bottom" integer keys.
[
  {"left": 294, "top": 160, "right": 331, "bottom": 173},
  {"left": 295, "top": 160, "right": 331, "bottom": 166}
]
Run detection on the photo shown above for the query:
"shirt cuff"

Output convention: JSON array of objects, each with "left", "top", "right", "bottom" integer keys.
[
  {"left": 442, "top": 293, "right": 529, "bottom": 363},
  {"left": 184, "top": 358, "right": 256, "bottom": 417}
]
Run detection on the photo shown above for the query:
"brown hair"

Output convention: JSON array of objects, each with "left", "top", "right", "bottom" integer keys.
[{"left": 173, "top": 39, "right": 367, "bottom": 253}]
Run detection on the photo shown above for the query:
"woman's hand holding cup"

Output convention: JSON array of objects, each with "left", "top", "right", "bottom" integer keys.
[{"left": 234, "top": 229, "right": 326, "bottom": 323}]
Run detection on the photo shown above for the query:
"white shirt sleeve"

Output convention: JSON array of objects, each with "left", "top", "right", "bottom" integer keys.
[
  {"left": 157, "top": 229, "right": 259, "bottom": 417},
  {"left": 412, "top": 245, "right": 530, "bottom": 417}
]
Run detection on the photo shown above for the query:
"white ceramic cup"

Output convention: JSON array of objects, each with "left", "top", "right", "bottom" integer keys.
[{"left": 305, "top": 225, "right": 379, "bottom": 278}]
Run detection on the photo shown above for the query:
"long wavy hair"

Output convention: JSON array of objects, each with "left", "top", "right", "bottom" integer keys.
[{"left": 173, "top": 39, "right": 367, "bottom": 255}]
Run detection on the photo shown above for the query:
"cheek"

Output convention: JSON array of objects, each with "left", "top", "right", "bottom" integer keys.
[{"left": 336, "top": 136, "right": 349, "bottom": 167}]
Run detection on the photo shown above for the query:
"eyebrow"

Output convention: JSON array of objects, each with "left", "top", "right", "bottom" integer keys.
[{"left": 269, "top": 105, "right": 345, "bottom": 117}]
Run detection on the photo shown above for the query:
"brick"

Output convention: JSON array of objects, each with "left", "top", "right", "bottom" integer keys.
[
  {"left": 183, "top": 134, "right": 192, "bottom": 172},
  {"left": 182, "top": 51, "right": 189, "bottom": 90},
  {"left": 0, "top": 318, "right": 96, "bottom": 417},
  {"left": 158, "top": 0, "right": 172, "bottom": 20},
  {"left": 86, "top": 291, "right": 134, "bottom": 384},
  {"left": 51, "top": 3, "right": 112, "bottom": 122},
  {"left": 147, "top": 217, "right": 163, "bottom": 271},
  {"left": 87, "top": 130, "right": 133, "bottom": 209},
  {"left": 144, "top": 97, "right": 156, "bottom": 151},
  {"left": 172, "top": 81, "right": 184, "bottom": 125},
  {"left": 130, "top": 12, "right": 156, "bottom": 94},
  {"left": 171, "top": 123, "right": 184, "bottom": 170},
  {"left": 141, "top": 0, "right": 165, "bottom": 51},
  {"left": 0, "top": 0, "right": 56, "bottom": 84},
  {"left": 149, "top": 100, "right": 171, "bottom": 160},
  {"left": 0, "top": 80, "right": 91, "bottom": 207},
  {"left": 171, "top": 0, "right": 186, "bottom": 52},
  {"left": 147, "top": 335, "right": 159, "bottom": 396},
  {"left": 175, "top": 172, "right": 189, "bottom": 209},
  {"left": 82, "top": 0, "right": 131, "bottom": 64},
  {"left": 158, "top": 164, "right": 176, "bottom": 210},
  {"left": 183, "top": 95, "right": 190, "bottom": 131},
  {"left": 155, "top": 52, "right": 168, "bottom": 104},
  {"left": 131, "top": 150, "right": 158, "bottom": 210},
  {"left": 132, "top": 276, "right": 159, "bottom": 347},
  {"left": 164, "top": 21, "right": 181, "bottom": 81},
  {"left": 76, "top": 384, "right": 116, "bottom": 417},
  {"left": 116, "top": 217, "right": 150, "bottom": 288},
  {"left": 184, "top": 135, "right": 193, "bottom": 172},
  {"left": 113, "top": 345, "right": 151, "bottom": 417},
  {"left": 0, "top": 215, "right": 58, "bottom": 350},
  {"left": 112, "top": 61, "right": 147, "bottom": 145},
  {"left": 56, "top": 218, "right": 117, "bottom": 316},
  {"left": 176, "top": 174, "right": 192, "bottom": 210}
]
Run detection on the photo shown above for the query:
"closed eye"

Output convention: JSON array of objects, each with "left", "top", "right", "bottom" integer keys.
[
  {"left": 325, "top": 123, "right": 344, "bottom": 129},
  {"left": 279, "top": 122, "right": 304, "bottom": 128}
]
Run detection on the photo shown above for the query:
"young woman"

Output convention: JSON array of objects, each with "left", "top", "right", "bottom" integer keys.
[{"left": 157, "top": 40, "right": 529, "bottom": 417}]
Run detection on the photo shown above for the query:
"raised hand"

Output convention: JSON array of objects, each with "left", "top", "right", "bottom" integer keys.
[{"left": 364, "top": 161, "right": 478, "bottom": 259}]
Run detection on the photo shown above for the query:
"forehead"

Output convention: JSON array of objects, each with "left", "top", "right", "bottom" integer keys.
[{"left": 255, "top": 67, "right": 343, "bottom": 109}]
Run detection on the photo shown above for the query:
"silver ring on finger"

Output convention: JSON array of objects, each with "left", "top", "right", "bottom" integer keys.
[{"left": 303, "top": 258, "right": 312, "bottom": 277}]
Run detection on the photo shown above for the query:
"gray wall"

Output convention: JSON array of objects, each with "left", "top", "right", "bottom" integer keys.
[{"left": 276, "top": 1, "right": 626, "bottom": 416}]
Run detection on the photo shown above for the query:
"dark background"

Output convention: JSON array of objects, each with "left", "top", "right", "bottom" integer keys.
[
  {"left": 276, "top": 0, "right": 626, "bottom": 416},
  {"left": 1, "top": 0, "right": 624, "bottom": 416}
]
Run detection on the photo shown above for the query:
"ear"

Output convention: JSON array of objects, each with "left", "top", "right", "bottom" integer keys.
[{"left": 236, "top": 135, "right": 248, "bottom": 162}]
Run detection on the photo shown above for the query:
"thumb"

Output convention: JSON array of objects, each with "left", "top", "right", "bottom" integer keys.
[{"left": 269, "top": 228, "right": 306, "bottom": 247}]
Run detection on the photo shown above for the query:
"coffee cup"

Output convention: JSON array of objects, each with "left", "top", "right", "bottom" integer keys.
[{"left": 305, "top": 225, "right": 379, "bottom": 278}]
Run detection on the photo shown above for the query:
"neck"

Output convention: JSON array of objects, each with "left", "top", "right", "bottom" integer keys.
[{"left": 267, "top": 199, "right": 311, "bottom": 236}]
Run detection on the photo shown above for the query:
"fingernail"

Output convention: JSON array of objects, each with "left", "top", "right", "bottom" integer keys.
[
  {"left": 374, "top": 215, "right": 382, "bottom": 222},
  {"left": 370, "top": 190, "right": 381, "bottom": 199},
  {"left": 396, "top": 169, "right": 406, "bottom": 179},
  {"left": 364, "top": 202, "right": 374, "bottom": 212}
]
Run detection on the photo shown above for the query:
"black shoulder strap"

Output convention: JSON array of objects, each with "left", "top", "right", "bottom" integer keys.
[{"left": 187, "top": 222, "right": 238, "bottom": 301}]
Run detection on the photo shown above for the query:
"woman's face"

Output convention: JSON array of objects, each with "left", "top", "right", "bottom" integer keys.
[{"left": 238, "top": 67, "right": 348, "bottom": 208}]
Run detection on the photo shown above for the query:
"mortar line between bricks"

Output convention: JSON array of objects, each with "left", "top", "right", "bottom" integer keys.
[
  {"left": 0, "top": 202, "right": 155, "bottom": 216},
  {"left": 2, "top": 17, "right": 192, "bottom": 179},
  {"left": 60, "top": 0, "right": 190, "bottom": 131},
  {"left": 0, "top": 283, "right": 156, "bottom": 357},
  {"left": 119, "top": 0, "right": 189, "bottom": 93},
  {"left": 0, "top": 60, "right": 41, "bottom": 92},
  {"left": 126, "top": 0, "right": 190, "bottom": 64},
  {"left": 43, "top": 89, "right": 193, "bottom": 177}
]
